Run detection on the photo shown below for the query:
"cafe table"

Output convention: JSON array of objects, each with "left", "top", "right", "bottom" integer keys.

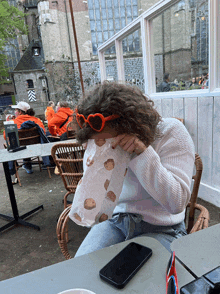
[
  {"left": 171, "top": 223, "right": 220, "bottom": 278},
  {"left": 0, "top": 140, "right": 76, "bottom": 233},
  {"left": 0, "top": 236, "right": 194, "bottom": 294}
]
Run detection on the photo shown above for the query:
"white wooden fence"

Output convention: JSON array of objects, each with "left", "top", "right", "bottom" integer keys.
[{"left": 153, "top": 96, "right": 220, "bottom": 208}]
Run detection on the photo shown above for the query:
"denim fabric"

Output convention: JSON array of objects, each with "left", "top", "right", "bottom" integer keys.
[
  {"left": 75, "top": 213, "right": 187, "bottom": 257},
  {"left": 8, "top": 161, "right": 16, "bottom": 175}
]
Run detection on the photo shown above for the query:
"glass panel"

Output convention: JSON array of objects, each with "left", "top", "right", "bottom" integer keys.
[
  {"left": 218, "top": 1, "right": 220, "bottom": 88},
  {"left": 102, "top": 8, "right": 107, "bottom": 19},
  {"left": 104, "top": 45, "right": 118, "bottom": 81},
  {"left": 115, "top": 18, "right": 120, "bottom": 30},
  {"left": 87, "top": 0, "right": 93, "bottom": 10},
  {"left": 101, "top": 0, "right": 106, "bottom": 9},
  {"left": 108, "top": 8, "right": 113, "bottom": 18},
  {"left": 90, "top": 20, "right": 95, "bottom": 32},
  {"left": 103, "top": 31, "right": 109, "bottom": 41},
  {"left": 126, "top": 6, "right": 132, "bottom": 18},
  {"left": 109, "top": 19, "right": 114, "bottom": 31},
  {"left": 95, "top": 9, "right": 101, "bottom": 20},
  {"left": 89, "top": 9, "right": 94, "bottom": 20},
  {"left": 89, "top": 0, "right": 139, "bottom": 56},
  {"left": 133, "top": 5, "right": 138, "bottom": 17},
  {"left": 152, "top": 0, "right": 209, "bottom": 93},
  {"left": 114, "top": 8, "right": 119, "bottom": 18},
  {"left": 97, "top": 32, "right": 103, "bottom": 43},
  {"left": 121, "top": 17, "right": 126, "bottom": 28},
  {"left": 94, "top": 0, "right": 99, "bottom": 9},
  {"left": 96, "top": 21, "right": 102, "bottom": 32},
  {"left": 122, "top": 28, "right": 144, "bottom": 91},
  {"left": 103, "top": 19, "right": 108, "bottom": 31}
]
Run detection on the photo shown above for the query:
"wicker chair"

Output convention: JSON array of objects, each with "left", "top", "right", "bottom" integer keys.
[
  {"left": 185, "top": 153, "right": 209, "bottom": 233},
  {"left": 56, "top": 153, "right": 210, "bottom": 260},
  {"left": 14, "top": 127, "right": 54, "bottom": 186},
  {"left": 66, "top": 120, "right": 77, "bottom": 139},
  {"left": 51, "top": 142, "right": 85, "bottom": 209}
]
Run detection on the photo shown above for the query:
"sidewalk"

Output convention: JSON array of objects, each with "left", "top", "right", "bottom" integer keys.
[{"left": 0, "top": 135, "right": 219, "bottom": 282}]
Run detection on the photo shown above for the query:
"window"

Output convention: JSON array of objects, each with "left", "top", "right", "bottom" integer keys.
[
  {"left": 27, "top": 79, "right": 34, "bottom": 88},
  {"left": 123, "top": 28, "right": 144, "bottom": 91},
  {"left": 33, "top": 47, "right": 40, "bottom": 56},
  {"left": 4, "top": 38, "right": 21, "bottom": 71},
  {"left": 217, "top": 0, "right": 220, "bottom": 88},
  {"left": 152, "top": 0, "right": 209, "bottom": 93},
  {"left": 88, "top": 0, "right": 139, "bottom": 55},
  {"left": 98, "top": 0, "right": 220, "bottom": 95}
]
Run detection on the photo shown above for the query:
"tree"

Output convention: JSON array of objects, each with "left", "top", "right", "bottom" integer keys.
[{"left": 0, "top": 0, "right": 27, "bottom": 83}]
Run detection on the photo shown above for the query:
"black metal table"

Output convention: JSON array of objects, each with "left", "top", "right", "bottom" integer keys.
[{"left": 0, "top": 161, "right": 43, "bottom": 232}]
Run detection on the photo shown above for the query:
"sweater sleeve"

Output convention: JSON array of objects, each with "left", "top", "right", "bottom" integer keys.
[{"left": 129, "top": 122, "right": 195, "bottom": 214}]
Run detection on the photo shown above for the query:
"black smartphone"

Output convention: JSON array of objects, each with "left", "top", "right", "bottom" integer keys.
[{"left": 99, "top": 242, "right": 152, "bottom": 289}]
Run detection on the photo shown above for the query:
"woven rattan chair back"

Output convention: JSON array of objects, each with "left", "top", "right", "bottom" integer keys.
[
  {"left": 51, "top": 142, "right": 85, "bottom": 208},
  {"left": 66, "top": 120, "right": 77, "bottom": 139},
  {"left": 14, "top": 127, "right": 43, "bottom": 186},
  {"left": 18, "top": 127, "right": 41, "bottom": 146}
]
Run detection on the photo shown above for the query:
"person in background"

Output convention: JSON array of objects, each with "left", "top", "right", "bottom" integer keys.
[
  {"left": 157, "top": 73, "right": 171, "bottom": 92},
  {"left": 73, "top": 81, "right": 195, "bottom": 257},
  {"left": 189, "top": 77, "right": 198, "bottom": 88},
  {"left": 3, "top": 102, "right": 46, "bottom": 179},
  {"left": 45, "top": 101, "right": 55, "bottom": 122},
  {"left": 202, "top": 73, "right": 209, "bottom": 89},
  {"left": 199, "top": 73, "right": 207, "bottom": 87},
  {"left": 48, "top": 101, "right": 74, "bottom": 140},
  {"left": 4, "top": 108, "right": 15, "bottom": 121}
]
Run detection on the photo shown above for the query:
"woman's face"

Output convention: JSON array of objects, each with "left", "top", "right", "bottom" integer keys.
[
  {"left": 15, "top": 109, "right": 21, "bottom": 117},
  {"left": 90, "top": 125, "right": 118, "bottom": 140}
]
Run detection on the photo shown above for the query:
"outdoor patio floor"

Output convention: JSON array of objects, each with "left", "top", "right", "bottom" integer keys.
[{"left": 0, "top": 135, "right": 219, "bottom": 282}]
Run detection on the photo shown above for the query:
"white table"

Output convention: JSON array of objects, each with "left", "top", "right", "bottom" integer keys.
[
  {"left": 0, "top": 140, "right": 76, "bottom": 233},
  {"left": 171, "top": 224, "right": 220, "bottom": 277},
  {"left": 0, "top": 236, "right": 194, "bottom": 294}
]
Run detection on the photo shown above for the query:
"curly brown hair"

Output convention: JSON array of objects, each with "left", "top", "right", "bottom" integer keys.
[{"left": 76, "top": 81, "right": 161, "bottom": 145}]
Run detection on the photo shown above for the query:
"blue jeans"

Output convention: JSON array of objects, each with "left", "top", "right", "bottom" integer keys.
[
  {"left": 75, "top": 213, "right": 187, "bottom": 257},
  {"left": 8, "top": 156, "right": 50, "bottom": 175}
]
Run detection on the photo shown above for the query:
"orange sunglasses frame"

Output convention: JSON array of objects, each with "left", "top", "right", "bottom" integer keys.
[{"left": 75, "top": 109, "right": 120, "bottom": 132}]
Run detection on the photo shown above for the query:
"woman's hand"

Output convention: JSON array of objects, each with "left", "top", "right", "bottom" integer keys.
[{"left": 111, "top": 134, "right": 147, "bottom": 155}]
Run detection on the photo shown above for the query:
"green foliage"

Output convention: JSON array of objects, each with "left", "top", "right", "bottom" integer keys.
[{"left": 0, "top": 0, "right": 27, "bottom": 83}]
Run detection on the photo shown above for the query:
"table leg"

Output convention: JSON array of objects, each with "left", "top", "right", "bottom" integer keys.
[{"left": 0, "top": 161, "right": 44, "bottom": 233}]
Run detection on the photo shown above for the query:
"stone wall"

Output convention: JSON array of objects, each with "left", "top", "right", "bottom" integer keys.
[
  {"left": 38, "top": 0, "right": 92, "bottom": 63},
  {"left": 13, "top": 70, "right": 47, "bottom": 102}
]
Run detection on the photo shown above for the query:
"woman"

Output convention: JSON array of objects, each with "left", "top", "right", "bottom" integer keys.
[
  {"left": 4, "top": 101, "right": 46, "bottom": 177},
  {"left": 45, "top": 101, "right": 55, "bottom": 122},
  {"left": 48, "top": 101, "right": 73, "bottom": 140},
  {"left": 73, "top": 81, "right": 195, "bottom": 257}
]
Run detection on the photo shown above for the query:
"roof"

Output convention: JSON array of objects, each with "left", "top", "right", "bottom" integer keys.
[{"left": 13, "top": 39, "right": 45, "bottom": 72}]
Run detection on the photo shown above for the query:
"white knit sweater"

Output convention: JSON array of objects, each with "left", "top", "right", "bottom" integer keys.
[{"left": 113, "top": 118, "right": 195, "bottom": 226}]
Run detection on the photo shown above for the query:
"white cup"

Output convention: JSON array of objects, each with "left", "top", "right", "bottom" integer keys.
[{"left": 58, "top": 289, "right": 96, "bottom": 294}]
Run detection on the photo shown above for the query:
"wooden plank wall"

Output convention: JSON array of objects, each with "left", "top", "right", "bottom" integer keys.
[{"left": 153, "top": 96, "right": 220, "bottom": 207}]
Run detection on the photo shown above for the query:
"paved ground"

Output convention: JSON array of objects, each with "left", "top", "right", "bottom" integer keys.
[{"left": 0, "top": 134, "right": 219, "bottom": 282}]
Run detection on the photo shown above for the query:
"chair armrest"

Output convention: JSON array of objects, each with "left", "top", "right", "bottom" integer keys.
[
  {"left": 187, "top": 202, "right": 210, "bottom": 234},
  {"left": 56, "top": 205, "right": 72, "bottom": 260}
]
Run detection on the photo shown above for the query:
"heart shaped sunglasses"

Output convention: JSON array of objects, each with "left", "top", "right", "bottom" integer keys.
[{"left": 75, "top": 108, "right": 120, "bottom": 132}]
